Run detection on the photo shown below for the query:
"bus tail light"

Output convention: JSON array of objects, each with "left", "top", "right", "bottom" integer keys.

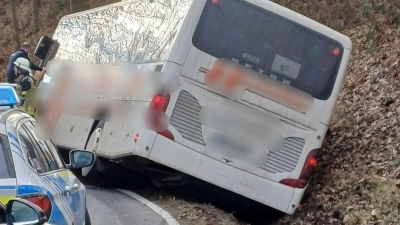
[
  {"left": 279, "top": 148, "right": 320, "bottom": 189},
  {"left": 23, "top": 194, "right": 52, "bottom": 219},
  {"left": 149, "top": 94, "right": 174, "bottom": 141},
  {"left": 150, "top": 94, "right": 170, "bottom": 113}
]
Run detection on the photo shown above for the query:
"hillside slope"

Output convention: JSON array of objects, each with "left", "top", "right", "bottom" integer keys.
[{"left": 276, "top": 24, "right": 400, "bottom": 225}]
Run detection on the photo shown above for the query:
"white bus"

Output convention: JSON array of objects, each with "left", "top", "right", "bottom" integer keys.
[{"left": 36, "top": 0, "right": 352, "bottom": 214}]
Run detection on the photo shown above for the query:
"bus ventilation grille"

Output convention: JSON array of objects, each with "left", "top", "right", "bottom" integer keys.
[
  {"left": 170, "top": 90, "right": 206, "bottom": 146},
  {"left": 261, "top": 137, "right": 305, "bottom": 174}
]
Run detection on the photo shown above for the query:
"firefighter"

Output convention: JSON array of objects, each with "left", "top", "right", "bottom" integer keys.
[{"left": 13, "top": 57, "right": 36, "bottom": 116}]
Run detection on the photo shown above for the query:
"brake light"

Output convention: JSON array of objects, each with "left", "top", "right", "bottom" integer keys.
[
  {"left": 309, "top": 158, "right": 317, "bottom": 167},
  {"left": 333, "top": 48, "right": 340, "bottom": 56},
  {"left": 148, "top": 94, "right": 175, "bottom": 140},
  {"left": 279, "top": 149, "right": 320, "bottom": 189},
  {"left": 134, "top": 134, "right": 139, "bottom": 142},
  {"left": 150, "top": 94, "right": 170, "bottom": 113},
  {"left": 23, "top": 194, "right": 52, "bottom": 219}
]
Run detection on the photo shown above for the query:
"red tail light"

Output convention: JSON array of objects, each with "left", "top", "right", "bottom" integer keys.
[
  {"left": 23, "top": 194, "right": 52, "bottom": 219},
  {"left": 150, "top": 94, "right": 170, "bottom": 113},
  {"left": 148, "top": 94, "right": 174, "bottom": 140},
  {"left": 279, "top": 149, "right": 320, "bottom": 189}
]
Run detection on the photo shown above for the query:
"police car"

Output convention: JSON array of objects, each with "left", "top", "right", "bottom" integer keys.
[{"left": 0, "top": 85, "right": 95, "bottom": 225}]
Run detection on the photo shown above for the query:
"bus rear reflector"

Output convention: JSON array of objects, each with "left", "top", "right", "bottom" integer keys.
[{"left": 279, "top": 148, "right": 320, "bottom": 189}]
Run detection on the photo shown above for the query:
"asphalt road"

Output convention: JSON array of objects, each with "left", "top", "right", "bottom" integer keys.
[{"left": 86, "top": 186, "right": 172, "bottom": 225}]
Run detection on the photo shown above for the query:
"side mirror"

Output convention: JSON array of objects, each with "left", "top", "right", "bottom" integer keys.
[
  {"left": 34, "top": 36, "right": 60, "bottom": 68},
  {"left": 69, "top": 150, "right": 95, "bottom": 169},
  {"left": 5, "top": 198, "right": 47, "bottom": 225}
]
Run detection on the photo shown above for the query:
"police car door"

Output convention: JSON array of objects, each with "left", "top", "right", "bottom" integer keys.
[
  {"left": 0, "top": 129, "right": 16, "bottom": 208},
  {"left": 20, "top": 120, "right": 85, "bottom": 225}
]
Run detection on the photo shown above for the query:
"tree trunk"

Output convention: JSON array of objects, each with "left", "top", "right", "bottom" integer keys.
[
  {"left": 37, "top": 0, "right": 41, "bottom": 8},
  {"left": 70, "top": 0, "right": 86, "bottom": 13},
  {"left": 10, "top": 0, "right": 21, "bottom": 48},
  {"left": 47, "top": 0, "right": 60, "bottom": 21},
  {"left": 32, "top": 0, "right": 40, "bottom": 33}
]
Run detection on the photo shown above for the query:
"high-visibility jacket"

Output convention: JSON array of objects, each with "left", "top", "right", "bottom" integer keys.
[{"left": 20, "top": 76, "right": 37, "bottom": 117}]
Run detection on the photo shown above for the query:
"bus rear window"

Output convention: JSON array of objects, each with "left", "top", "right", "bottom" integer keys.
[{"left": 192, "top": 0, "right": 344, "bottom": 100}]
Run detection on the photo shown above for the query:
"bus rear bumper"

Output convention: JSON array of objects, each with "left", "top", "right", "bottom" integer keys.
[{"left": 140, "top": 133, "right": 303, "bottom": 215}]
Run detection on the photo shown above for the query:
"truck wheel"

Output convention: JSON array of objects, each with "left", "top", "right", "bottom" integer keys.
[{"left": 85, "top": 207, "right": 91, "bottom": 225}]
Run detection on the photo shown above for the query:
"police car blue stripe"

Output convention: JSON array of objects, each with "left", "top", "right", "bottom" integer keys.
[
  {"left": 10, "top": 142, "right": 20, "bottom": 151},
  {"left": 42, "top": 176, "right": 74, "bottom": 219},
  {"left": 0, "top": 186, "right": 15, "bottom": 190},
  {"left": 43, "top": 174, "right": 85, "bottom": 225},
  {"left": 18, "top": 185, "right": 68, "bottom": 225},
  {"left": 8, "top": 132, "right": 19, "bottom": 144}
]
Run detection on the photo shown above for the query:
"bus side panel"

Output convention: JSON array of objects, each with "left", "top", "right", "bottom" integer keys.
[
  {"left": 94, "top": 62, "right": 184, "bottom": 159},
  {"left": 52, "top": 115, "right": 95, "bottom": 150}
]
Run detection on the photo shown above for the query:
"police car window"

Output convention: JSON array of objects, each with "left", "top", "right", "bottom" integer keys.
[
  {"left": 18, "top": 127, "right": 51, "bottom": 174},
  {"left": 0, "top": 135, "right": 14, "bottom": 179},
  {"left": 25, "top": 121, "right": 64, "bottom": 169}
]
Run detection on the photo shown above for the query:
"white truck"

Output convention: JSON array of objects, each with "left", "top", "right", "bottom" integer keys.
[{"left": 35, "top": 0, "right": 352, "bottom": 215}]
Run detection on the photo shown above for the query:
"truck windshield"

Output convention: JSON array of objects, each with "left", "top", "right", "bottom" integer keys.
[{"left": 193, "top": 0, "right": 344, "bottom": 100}]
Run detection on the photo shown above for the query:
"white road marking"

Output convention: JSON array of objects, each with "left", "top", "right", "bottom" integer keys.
[{"left": 117, "top": 189, "right": 180, "bottom": 225}]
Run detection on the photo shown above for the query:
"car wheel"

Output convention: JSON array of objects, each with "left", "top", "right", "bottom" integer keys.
[{"left": 85, "top": 207, "right": 91, "bottom": 225}]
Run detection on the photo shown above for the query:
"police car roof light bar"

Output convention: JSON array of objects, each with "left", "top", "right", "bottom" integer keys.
[{"left": 0, "top": 86, "right": 20, "bottom": 107}]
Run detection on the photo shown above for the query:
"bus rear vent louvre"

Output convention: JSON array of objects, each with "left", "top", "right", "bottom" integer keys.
[
  {"left": 261, "top": 137, "right": 305, "bottom": 174},
  {"left": 170, "top": 91, "right": 206, "bottom": 146}
]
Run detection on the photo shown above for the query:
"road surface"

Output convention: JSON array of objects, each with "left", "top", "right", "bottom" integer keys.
[{"left": 86, "top": 186, "right": 178, "bottom": 225}]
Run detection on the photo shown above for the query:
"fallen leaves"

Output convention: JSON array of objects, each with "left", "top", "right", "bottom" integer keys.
[
  {"left": 275, "top": 12, "right": 400, "bottom": 225},
  {"left": 156, "top": 195, "right": 247, "bottom": 225}
]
